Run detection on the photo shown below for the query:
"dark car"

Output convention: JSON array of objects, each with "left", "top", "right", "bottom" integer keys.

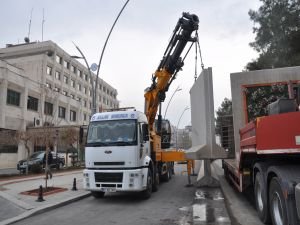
[{"left": 17, "top": 151, "right": 65, "bottom": 173}]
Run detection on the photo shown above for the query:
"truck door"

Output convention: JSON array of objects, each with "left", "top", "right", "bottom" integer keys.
[{"left": 139, "top": 123, "right": 149, "bottom": 161}]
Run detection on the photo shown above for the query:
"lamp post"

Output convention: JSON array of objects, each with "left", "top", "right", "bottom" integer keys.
[
  {"left": 176, "top": 106, "right": 190, "bottom": 149},
  {"left": 94, "top": 0, "right": 130, "bottom": 113},
  {"left": 71, "top": 45, "right": 96, "bottom": 115},
  {"left": 163, "top": 86, "right": 182, "bottom": 119}
]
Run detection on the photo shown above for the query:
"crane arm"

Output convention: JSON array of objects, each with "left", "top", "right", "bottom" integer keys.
[{"left": 144, "top": 12, "right": 199, "bottom": 134}]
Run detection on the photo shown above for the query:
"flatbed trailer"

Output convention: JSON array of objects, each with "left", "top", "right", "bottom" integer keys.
[{"left": 223, "top": 111, "right": 300, "bottom": 225}]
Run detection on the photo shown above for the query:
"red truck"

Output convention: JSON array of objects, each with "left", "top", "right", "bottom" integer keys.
[{"left": 223, "top": 73, "right": 300, "bottom": 225}]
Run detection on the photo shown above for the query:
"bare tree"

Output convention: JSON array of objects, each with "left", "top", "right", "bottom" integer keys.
[
  {"left": 15, "top": 130, "right": 34, "bottom": 175},
  {"left": 60, "top": 127, "right": 79, "bottom": 167}
]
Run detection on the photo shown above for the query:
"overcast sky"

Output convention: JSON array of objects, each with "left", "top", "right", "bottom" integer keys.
[{"left": 0, "top": 0, "right": 261, "bottom": 128}]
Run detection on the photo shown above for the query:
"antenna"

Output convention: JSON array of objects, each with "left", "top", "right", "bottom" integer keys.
[
  {"left": 42, "top": 8, "right": 45, "bottom": 41},
  {"left": 25, "top": 8, "right": 33, "bottom": 43}
]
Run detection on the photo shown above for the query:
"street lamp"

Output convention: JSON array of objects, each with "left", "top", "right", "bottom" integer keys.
[
  {"left": 94, "top": 0, "right": 130, "bottom": 113},
  {"left": 176, "top": 106, "right": 190, "bottom": 149},
  {"left": 71, "top": 44, "right": 96, "bottom": 115},
  {"left": 163, "top": 86, "right": 182, "bottom": 119}
]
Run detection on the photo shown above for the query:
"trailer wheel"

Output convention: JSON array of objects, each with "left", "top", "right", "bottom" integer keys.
[
  {"left": 269, "top": 177, "right": 288, "bottom": 225},
  {"left": 254, "top": 172, "right": 270, "bottom": 223},
  {"left": 141, "top": 170, "right": 152, "bottom": 199},
  {"left": 91, "top": 191, "right": 105, "bottom": 198}
]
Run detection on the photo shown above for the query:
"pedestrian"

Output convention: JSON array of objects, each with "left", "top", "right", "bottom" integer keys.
[{"left": 43, "top": 149, "right": 53, "bottom": 179}]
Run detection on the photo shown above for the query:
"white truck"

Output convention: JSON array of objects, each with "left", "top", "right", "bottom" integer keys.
[{"left": 83, "top": 109, "right": 153, "bottom": 198}]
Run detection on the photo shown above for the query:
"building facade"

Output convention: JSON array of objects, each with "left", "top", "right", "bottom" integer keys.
[{"left": 0, "top": 41, "right": 119, "bottom": 168}]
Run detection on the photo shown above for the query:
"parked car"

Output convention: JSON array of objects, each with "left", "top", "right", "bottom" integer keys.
[{"left": 17, "top": 151, "right": 65, "bottom": 173}]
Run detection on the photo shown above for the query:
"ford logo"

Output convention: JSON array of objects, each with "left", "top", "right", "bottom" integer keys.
[{"left": 104, "top": 150, "right": 112, "bottom": 154}]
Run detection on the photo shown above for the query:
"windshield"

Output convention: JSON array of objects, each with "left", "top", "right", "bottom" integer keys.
[
  {"left": 86, "top": 119, "right": 137, "bottom": 147},
  {"left": 30, "top": 152, "right": 44, "bottom": 159}
]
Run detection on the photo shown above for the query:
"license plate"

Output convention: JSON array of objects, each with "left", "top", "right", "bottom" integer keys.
[{"left": 101, "top": 188, "right": 116, "bottom": 192}]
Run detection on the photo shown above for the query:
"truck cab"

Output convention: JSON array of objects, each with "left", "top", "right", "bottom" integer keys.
[{"left": 83, "top": 110, "right": 152, "bottom": 198}]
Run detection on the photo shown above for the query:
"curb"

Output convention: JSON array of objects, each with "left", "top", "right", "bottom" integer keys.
[
  {"left": 0, "top": 192, "right": 91, "bottom": 225},
  {"left": 212, "top": 162, "right": 264, "bottom": 225}
]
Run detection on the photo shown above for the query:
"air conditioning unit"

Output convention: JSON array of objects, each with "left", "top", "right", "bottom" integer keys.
[{"left": 34, "top": 117, "right": 42, "bottom": 127}]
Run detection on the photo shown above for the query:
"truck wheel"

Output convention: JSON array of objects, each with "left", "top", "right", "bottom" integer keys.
[
  {"left": 91, "top": 191, "right": 105, "bottom": 198},
  {"left": 141, "top": 170, "right": 152, "bottom": 199},
  {"left": 254, "top": 172, "right": 270, "bottom": 223},
  {"left": 161, "top": 163, "right": 172, "bottom": 182},
  {"left": 269, "top": 177, "right": 288, "bottom": 225},
  {"left": 152, "top": 167, "right": 159, "bottom": 192},
  {"left": 161, "top": 170, "right": 170, "bottom": 182},
  {"left": 168, "top": 165, "right": 172, "bottom": 180}
]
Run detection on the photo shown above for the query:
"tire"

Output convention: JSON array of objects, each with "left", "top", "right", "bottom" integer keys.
[
  {"left": 141, "top": 170, "right": 152, "bottom": 199},
  {"left": 254, "top": 172, "right": 270, "bottom": 223},
  {"left": 169, "top": 163, "right": 173, "bottom": 179},
  {"left": 269, "top": 177, "right": 288, "bottom": 225},
  {"left": 152, "top": 167, "right": 159, "bottom": 192},
  {"left": 161, "top": 163, "right": 172, "bottom": 182},
  {"left": 57, "top": 162, "right": 63, "bottom": 170},
  {"left": 91, "top": 191, "right": 105, "bottom": 198}
]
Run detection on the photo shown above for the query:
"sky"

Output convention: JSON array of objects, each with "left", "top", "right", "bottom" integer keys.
[{"left": 0, "top": 0, "right": 261, "bottom": 129}]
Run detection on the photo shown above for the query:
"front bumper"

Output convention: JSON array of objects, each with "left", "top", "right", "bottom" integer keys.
[{"left": 83, "top": 168, "right": 148, "bottom": 193}]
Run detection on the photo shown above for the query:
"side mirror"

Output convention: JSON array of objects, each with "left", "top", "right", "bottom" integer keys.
[{"left": 142, "top": 124, "right": 149, "bottom": 142}]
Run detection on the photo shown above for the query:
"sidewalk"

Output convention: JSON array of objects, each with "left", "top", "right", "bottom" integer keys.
[{"left": 0, "top": 169, "right": 90, "bottom": 225}]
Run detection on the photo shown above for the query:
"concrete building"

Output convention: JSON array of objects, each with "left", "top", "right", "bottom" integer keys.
[{"left": 0, "top": 41, "right": 119, "bottom": 168}]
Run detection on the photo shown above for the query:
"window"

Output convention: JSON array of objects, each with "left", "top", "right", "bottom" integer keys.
[
  {"left": 76, "top": 97, "right": 81, "bottom": 102},
  {"left": 27, "top": 96, "right": 38, "bottom": 111},
  {"left": 55, "top": 71, "right": 61, "bottom": 80},
  {"left": 44, "top": 102, "right": 53, "bottom": 115},
  {"left": 77, "top": 69, "right": 82, "bottom": 78},
  {"left": 71, "top": 79, "right": 75, "bottom": 88},
  {"left": 99, "top": 84, "right": 102, "bottom": 90},
  {"left": 46, "top": 66, "right": 52, "bottom": 75},
  {"left": 89, "top": 89, "right": 92, "bottom": 97},
  {"left": 58, "top": 106, "right": 66, "bottom": 119},
  {"left": 84, "top": 74, "right": 88, "bottom": 81},
  {"left": 63, "top": 75, "right": 68, "bottom": 84},
  {"left": 70, "top": 110, "right": 76, "bottom": 121},
  {"left": 84, "top": 113, "right": 87, "bottom": 121},
  {"left": 83, "top": 87, "right": 87, "bottom": 94},
  {"left": 56, "top": 55, "right": 62, "bottom": 64},
  {"left": 64, "top": 60, "right": 69, "bottom": 69},
  {"left": 84, "top": 100, "right": 87, "bottom": 107},
  {"left": 7, "top": 89, "right": 20, "bottom": 106},
  {"left": 54, "top": 86, "right": 60, "bottom": 92},
  {"left": 77, "top": 83, "right": 81, "bottom": 91},
  {"left": 71, "top": 65, "right": 76, "bottom": 73}
]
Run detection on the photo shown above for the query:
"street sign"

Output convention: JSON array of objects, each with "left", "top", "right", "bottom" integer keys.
[{"left": 90, "top": 63, "right": 98, "bottom": 72}]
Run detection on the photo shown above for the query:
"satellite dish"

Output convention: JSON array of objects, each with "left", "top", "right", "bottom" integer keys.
[
  {"left": 24, "top": 37, "right": 30, "bottom": 43},
  {"left": 90, "top": 63, "right": 98, "bottom": 72}
]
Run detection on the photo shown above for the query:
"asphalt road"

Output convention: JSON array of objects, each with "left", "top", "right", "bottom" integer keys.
[{"left": 12, "top": 165, "right": 197, "bottom": 225}]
